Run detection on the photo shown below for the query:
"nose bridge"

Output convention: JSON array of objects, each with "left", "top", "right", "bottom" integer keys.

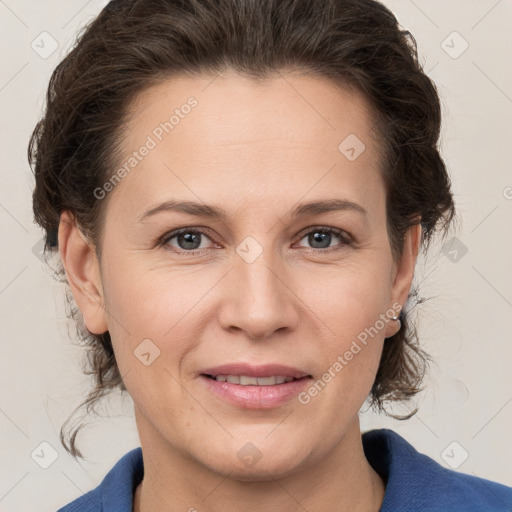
[
  {"left": 219, "top": 234, "right": 298, "bottom": 339},
  {"left": 240, "top": 247, "right": 283, "bottom": 300},
  {"left": 237, "top": 236, "right": 287, "bottom": 307}
]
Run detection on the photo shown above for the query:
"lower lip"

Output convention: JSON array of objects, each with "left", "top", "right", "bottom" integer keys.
[{"left": 200, "top": 375, "right": 312, "bottom": 409}]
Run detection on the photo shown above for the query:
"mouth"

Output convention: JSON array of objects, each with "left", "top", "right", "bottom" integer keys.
[
  {"left": 198, "top": 365, "right": 314, "bottom": 408},
  {"left": 201, "top": 374, "right": 311, "bottom": 386},
  {"left": 198, "top": 363, "right": 313, "bottom": 408}
]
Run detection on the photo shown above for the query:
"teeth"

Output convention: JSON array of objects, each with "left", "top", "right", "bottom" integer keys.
[
  {"left": 213, "top": 375, "right": 296, "bottom": 385},
  {"left": 240, "top": 375, "right": 258, "bottom": 385}
]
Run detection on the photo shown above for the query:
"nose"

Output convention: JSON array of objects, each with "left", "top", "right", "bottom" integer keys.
[{"left": 217, "top": 245, "right": 300, "bottom": 340}]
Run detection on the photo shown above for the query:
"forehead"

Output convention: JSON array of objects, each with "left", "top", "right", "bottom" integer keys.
[
  {"left": 124, "top": 69, "right": 379, "bottom": 150},
  {"left": 109, "top": 70, "right": 385, "bottom": 217}
]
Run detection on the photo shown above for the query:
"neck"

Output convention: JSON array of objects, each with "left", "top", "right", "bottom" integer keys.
[{"left": 133, "top": 412, "right": 385, "bottom": 512}]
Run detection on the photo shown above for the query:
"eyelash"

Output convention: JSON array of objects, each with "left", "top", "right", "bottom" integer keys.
[{"left": 159, "top": 226, "right": 353, "bottom": 256}]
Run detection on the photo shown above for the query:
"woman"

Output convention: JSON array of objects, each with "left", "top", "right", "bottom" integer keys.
[{"left": 29, "top": 0, "right": 512, "bottom": 511}]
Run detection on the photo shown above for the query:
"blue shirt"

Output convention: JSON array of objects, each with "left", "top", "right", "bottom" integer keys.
[{"left": 57, "top": 428, "right": 512, "bottom": 511}]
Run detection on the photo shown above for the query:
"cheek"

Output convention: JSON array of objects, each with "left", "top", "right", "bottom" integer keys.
[
  {"left": 305, "top": 258, "right": 392, "bottom": 332},
  {"left": 289, "top": 281, "right": 388, "bottom": 454},
  {"left": 104, "top": 256, "right": 211, "bottom": 337},
  {"left": 101, "top": 268, "right": 194, "bottom": 420},
  {"left": 101, "top": 260, "right": 220, "bottom": 395},
  {"left": 304, "top": 261, "right": 391, "bottom": 392}
]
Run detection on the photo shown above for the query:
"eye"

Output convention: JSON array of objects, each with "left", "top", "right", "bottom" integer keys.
[
  {"left": 161, "top": 228, "right": 216, "bottom": 254},
  {"left": 160, "top": 225, "right": 352, "bottom": 256},
  {"left": 295, "top": 226, "right": 351, "bottom": 252}
]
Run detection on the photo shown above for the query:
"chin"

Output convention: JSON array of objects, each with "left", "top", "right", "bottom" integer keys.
[
  {"left": 209, "top": 456, "right": 307, "bottom": 482},
  {"left": 193, "top": 439, "right": 312, "bottom": 481}
]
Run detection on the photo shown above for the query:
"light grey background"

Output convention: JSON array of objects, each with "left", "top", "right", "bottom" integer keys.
[{"left": 1, "top": 1, "right": 511, "bottom": 510}]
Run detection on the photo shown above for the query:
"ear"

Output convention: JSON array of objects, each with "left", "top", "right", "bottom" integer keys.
[
  {"left": 58, "top": 211, "right": 108, "bottom": 334},
  {"left": 384, "top": 222, "right": 422, "bottom": 338}
]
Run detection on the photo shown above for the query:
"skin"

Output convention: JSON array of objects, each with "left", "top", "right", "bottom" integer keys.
[{"left": 59, "top": 69, "right": 421, "bottom": 512}]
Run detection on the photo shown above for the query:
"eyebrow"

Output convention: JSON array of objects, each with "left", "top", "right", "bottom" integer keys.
[{"left": 138, "top": 198, "right": 368, "bottom": 222}]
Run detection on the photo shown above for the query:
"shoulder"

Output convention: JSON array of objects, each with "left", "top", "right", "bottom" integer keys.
[
  {"left": 56, "top": 447, "right": 143, "bottom": 512},
  {"left": 362, "top": 428, "right": 512, "bottom": 512}
]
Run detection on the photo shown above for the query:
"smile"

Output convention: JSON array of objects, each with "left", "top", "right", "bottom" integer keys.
[{"left": 204, "top": 374, "right": 298, "bottom": 385}]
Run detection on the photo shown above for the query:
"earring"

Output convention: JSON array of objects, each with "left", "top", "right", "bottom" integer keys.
[{"left": 390, "top": 315, "right": 401, "bottom": 332}]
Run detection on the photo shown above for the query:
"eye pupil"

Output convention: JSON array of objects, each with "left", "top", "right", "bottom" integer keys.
[
  {"left": 178, "top": 232, "right": 202, "bottom": 250},
  {"left": 309, "top": 231, "right": 331, "bottom": 249}
]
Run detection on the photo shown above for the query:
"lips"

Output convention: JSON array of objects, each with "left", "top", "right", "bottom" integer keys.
[
  {"left": 200, "top": 373, "right": 312, "bottom": 409},
  {"left": 199, "top": 363, "right": 313, "bottom": 408}
]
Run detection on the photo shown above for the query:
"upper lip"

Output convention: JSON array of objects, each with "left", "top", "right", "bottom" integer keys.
[{"left": 200, "top": 363, "right": 311, "bottom": 379}]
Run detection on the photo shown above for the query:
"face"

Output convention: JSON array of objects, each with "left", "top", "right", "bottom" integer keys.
[{"left": 61, "top": 69, "right": 419, "bottom": 479}]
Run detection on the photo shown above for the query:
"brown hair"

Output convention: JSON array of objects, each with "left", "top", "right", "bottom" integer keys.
[{"left": 29, "top": 0, "right": 456, "bottom": 458}]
